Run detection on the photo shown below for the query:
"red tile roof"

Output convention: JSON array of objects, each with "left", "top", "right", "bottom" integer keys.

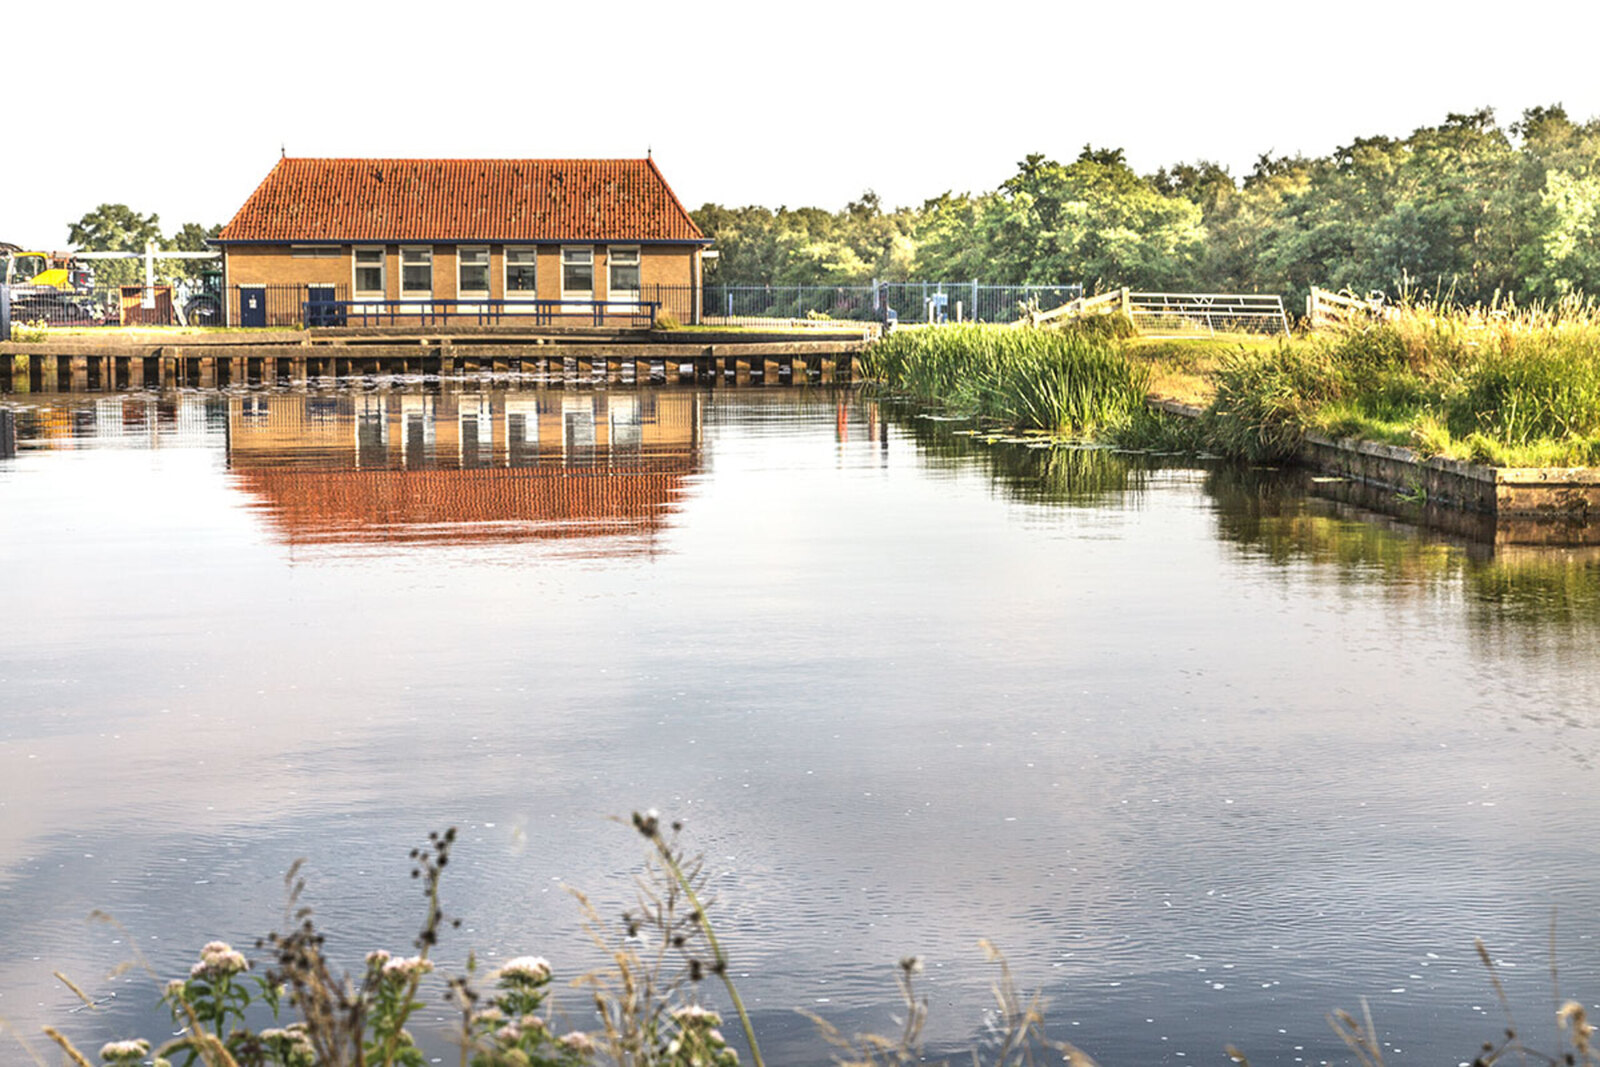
[{"left": 217, "top": 158, "right": 707, "bottom": 244}]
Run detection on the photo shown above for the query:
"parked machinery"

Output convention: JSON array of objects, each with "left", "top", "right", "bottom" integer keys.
[
  {"left": 1, "top": 247, "right": 104, "bottom": 324},
  {"left": 178, "top": 268, "right": 224, "bottom": 326}
]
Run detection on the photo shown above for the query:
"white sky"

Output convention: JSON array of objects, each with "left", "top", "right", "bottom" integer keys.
[{"left": 6, "top": 0, "right": 1600, "bottom": 251}]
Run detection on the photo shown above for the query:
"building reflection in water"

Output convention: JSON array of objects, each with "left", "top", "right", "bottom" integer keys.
[{"left": 221, "top": 389, "right": 701, "bottom": 548}]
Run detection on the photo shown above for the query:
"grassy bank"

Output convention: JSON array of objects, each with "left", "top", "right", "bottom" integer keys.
[
  {"left": 867, "top": 309, "right": 1600, "bottom": 468},
  {"left": 1192, "top": 304, "right": 1600, "bottom": 466}
]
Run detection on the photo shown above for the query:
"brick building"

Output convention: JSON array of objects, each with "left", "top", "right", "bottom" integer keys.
[{"left": 213, "top": 157, "right": 709, "bottom": 325}]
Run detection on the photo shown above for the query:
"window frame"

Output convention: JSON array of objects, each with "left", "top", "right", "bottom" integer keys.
[
  {"left": 607, "top": 245, "right": 641, "bottom": 305},
  {"left": 400, "top": 246, "right": 433, "bottom": 299},
  {"left": 561, "top": 246, "right": 594, "bottom": 303},
  {"left": 504, "top": 245, "right": 539, "bottom": 301},
  {"left": 353, "top": 246, "right": 387, "bottom": 299},
  {"left": 457, "top": 245, "right": 490, "bottom": 299}
]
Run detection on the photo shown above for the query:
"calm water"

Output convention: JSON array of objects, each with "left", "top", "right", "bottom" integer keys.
[{"left": 2, "top": 384, "right": 1599, "bottom": 1066}]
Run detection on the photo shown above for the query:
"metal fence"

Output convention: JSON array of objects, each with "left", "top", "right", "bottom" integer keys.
[
  {"left": 0, "top": 282, "right": 328, "bottom": 328},
  {"left": 881, "top": 282, "right": 1084, "bottom": 325},
  {"left": 5, "top": 285, "right": 123, "bottom": 327},
  {"left": 4, "top": 280, "right": 1086, "bottom": 332},
  {"left": 299, "top": 298, "right": 659, "bottom": 329},
  {"left": 648, "top": 282, "right": 1084, "bottom": 327}
]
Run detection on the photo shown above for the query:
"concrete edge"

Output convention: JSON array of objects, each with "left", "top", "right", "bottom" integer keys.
[{"left": 1145, "top": 395, "right": 1599, "bottom": 521}]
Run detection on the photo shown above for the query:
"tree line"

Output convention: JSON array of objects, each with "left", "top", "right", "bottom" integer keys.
[{"left": 691, "top": 105, "right": 1600, "bottom": 309}]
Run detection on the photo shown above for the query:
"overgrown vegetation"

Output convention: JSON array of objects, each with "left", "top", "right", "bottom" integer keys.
[
  {"left": 866, "top": 299, "right": 1600, "bottom": 468},
  {"left": 1200, "top": 302, "right": 1600, "bottom": 466},
  {"left": 24, "top": 817, "right": 1089, "bottom": 1067}
]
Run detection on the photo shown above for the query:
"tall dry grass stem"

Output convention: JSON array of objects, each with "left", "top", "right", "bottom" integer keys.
[{"left": 630, "top": 811, "right": 764, "bottom": 1067}]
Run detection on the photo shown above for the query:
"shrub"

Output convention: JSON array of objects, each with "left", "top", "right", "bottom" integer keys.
[{"left": 1204, "top": 344, "right": 1342, "bottom": 462}]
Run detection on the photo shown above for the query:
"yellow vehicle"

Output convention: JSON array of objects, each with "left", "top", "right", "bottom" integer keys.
[
  {"left": 3, "top": 248, "right": 92, "bottom": 289},
  {"left": 1, "top": 246, "right": 102, "bottom": 323}
]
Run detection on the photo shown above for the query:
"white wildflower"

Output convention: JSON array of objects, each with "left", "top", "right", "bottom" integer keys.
[
  {"left": 558, "top": 1031, "right": 597, "bottom": 1053},
  {"left": 99, "top": 1038, "right": 150, "bottom": 1062},
  {"left": 381, "top": 955, "right": 434, "bottom": 981},
  {"left": 497, "top": 956, "right": 553, "bottom": 984},
  {"left": 672, "top": 1004, "right": 722, "bottom": 1027},
  {"left": 189, "top": 940, "right": 248, "bottom": 979}
]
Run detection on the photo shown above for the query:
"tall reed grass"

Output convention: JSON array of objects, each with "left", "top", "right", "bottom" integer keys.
[{"left": 864, "top": 325, "right": 1151, "bottom": 435}]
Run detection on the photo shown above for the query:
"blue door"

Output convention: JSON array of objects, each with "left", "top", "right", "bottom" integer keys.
[{"left": 240, "top": 286, "right": 266, "bottom": 328}]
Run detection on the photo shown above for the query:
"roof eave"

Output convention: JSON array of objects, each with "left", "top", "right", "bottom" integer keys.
[{"left": 212, "top": 236, "right": 714, "bottom": 246}]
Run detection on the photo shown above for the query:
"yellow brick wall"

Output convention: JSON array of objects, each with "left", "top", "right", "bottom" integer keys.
[{"left": 225, "top": 246, "right": 349, "bottom": 287}]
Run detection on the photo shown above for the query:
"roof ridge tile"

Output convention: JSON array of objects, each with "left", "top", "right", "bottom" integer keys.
[{"left": 217, "top": 158, "right": 706, "bottom": 244}]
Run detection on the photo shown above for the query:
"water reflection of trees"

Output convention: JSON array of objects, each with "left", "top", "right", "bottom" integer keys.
[
  {"left": 1206, "top": 465, "right": 1600, "bottom": 633},
  {"left": 883, "top": 402, "right": 1154, "bottom": 507}
]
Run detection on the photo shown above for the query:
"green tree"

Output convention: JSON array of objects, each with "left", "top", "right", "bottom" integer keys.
[
  {"left": 993, "top": 149, "right": 1205, "bottom": 289},
  {"left": 1525, "top": 170, "right": 1600, "bottom": 297},
  {"left": 702, "top": 104, "right": 1600, "bottom": 308},
  {"left": 68, "top": 204, "right": 164, "bottom": 287},
  {"left": 692, "top": 194, "right": 917, "bottom": 288},
  {"left": 65, "top": 206, "right": 219, "bottom": 287},
  {"left": 162, "top": 221, "right": 223, "bottom": 284}
]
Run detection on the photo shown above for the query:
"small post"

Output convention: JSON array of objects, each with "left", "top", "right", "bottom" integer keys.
[{"left": 0, "top": 282, "right": 10, "bottom": 342}]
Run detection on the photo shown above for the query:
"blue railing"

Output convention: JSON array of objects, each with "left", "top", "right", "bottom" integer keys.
[{"left": 302, "top": 298, "right": 660, "bottom": 329}]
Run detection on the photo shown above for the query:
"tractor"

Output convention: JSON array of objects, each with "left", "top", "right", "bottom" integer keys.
[{"left": 177, "top": 268, "right": 224, "bottom": 326}]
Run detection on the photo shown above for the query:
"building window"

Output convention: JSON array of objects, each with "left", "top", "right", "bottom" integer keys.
[
  {"left": 292, "top": 245, "right": 340, "bottom": 258},
  {"left": 354, "top": 247, "right": 385, "bottom": 297},
  {"left": 561, "top": 247, "right": 593, "bottom": 301},
  {"left": 505, "top": 247, "right": 538, "bottom": 299},
  {"left": 401, "top": 247, "right": 432, "bottom": 297},
  {"left": 458, "top": 246, "right": 489, "bottom": 297},
  {"left": 608, "top": 246, "right": 640, "bottom": 303}
]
